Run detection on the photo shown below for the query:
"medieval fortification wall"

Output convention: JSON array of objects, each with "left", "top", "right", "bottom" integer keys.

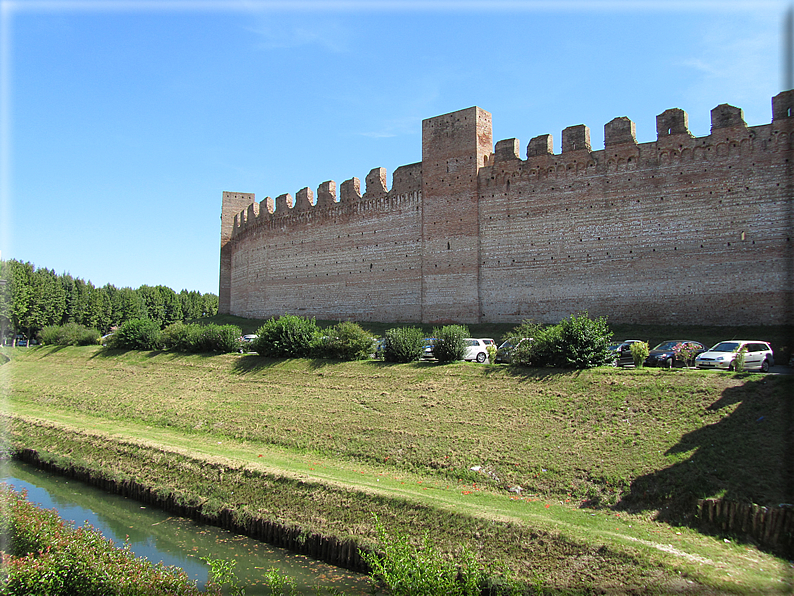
[{"left": 220, "top": 91, "right": 793, "bottom": 326}]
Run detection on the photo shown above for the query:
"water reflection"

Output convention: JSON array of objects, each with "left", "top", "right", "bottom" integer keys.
[{"left": 2, "top": 461, "right": 370, "bottom": 595}]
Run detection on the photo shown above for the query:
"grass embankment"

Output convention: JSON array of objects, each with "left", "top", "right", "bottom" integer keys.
[{"left": 2, "top": 346, "right": 792, "bottom": 594}]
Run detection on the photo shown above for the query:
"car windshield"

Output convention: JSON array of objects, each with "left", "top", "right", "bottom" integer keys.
[
  {"left": 710, "top": 342, "right": 741, "bottom": 353},
  {"left": 653, "top": 341, "right": 679, "bottom": 350}
]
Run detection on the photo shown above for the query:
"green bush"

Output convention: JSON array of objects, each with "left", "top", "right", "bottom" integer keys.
[
  {"left": 106, "top": 318, "right": 163, "bottom": 351},
  {"left": 360, "top": 515, "right": 495, "bottom": 596},
  {"left": 517, "top": 323, "right": 562, "bottom": 367},
  {"left": 162, "top": 322, "right": 242, "bottom": 353},
  {"left": 383, "top": 326, "right": 425, "bottom": 363},
  {"left": 2, "top": 485, "right": 201, "bottom": 595},
  {"left": 39, "top": 323, "right": 101, "bottom": 346},
  {"left": 672, "top": 341, "right": 700, "bottom": 368},
  {"left": 486, "top": 344, "right": 497, "bottom": 363},
  {"left": 432, "top": 325, "right": 469, "bottom": 363},
  {"left": 510, "top": 313, "right": 613, "bottom": 369},
  {"left": 252, "top": 314, "right": 320, "bottom": 358},
  {"left": 162, "top": 321, "right": 191, "bottom": 351},
  {"left": 630, "top": 341, "right": 650, "bottom": 367},
  {"left": 561, "top": 313, "right": 613, "bottom": 368},
  {"left": 500, "top": 320, "right": 542, "bottom": 365},
  {"left": 195, "top": 324, "right": 242, "bottom": 353},
  {"left": 317, "top": 321, "right": 376, "bottom": 360}
]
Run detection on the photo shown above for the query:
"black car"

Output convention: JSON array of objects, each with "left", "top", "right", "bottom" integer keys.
[
  {"left": 609, "top": 340, "right": 644, "bottom": 367},
  {"left": 644, "top": 340, "right": 706, "bottom": 368}
]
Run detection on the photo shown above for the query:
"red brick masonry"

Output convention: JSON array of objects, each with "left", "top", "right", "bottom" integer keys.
[{"left": 220, "top": 92, "right": 794, "bottom": 325}]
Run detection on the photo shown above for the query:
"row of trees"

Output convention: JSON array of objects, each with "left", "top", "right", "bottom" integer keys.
[{"left": 0, "top": 260, "right": 218, "bottom": 344}]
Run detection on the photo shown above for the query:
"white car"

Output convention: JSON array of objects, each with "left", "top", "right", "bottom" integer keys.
[
  {"left": 463, "top": 338, "right": 489, "bottom": 363},
  {"left": 695, "top": 340, "right": 774, "bottom": 372}
]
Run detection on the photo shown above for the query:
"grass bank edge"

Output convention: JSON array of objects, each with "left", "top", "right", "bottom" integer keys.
[{"left": 2, "top": 411, "right": 788, "bottom": 595}]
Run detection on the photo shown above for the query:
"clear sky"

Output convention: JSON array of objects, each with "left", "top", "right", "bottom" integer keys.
[{"left": 1, "top": 0, "right": 791, "bottom": 295}]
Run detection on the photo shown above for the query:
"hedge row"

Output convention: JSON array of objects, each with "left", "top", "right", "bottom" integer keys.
[{"left": 38, "top": 313, "right": 616, "bottom": 369}]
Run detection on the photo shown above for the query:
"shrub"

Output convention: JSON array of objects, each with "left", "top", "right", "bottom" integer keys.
[
  {"left": 554, "top": 312, "right": 613, "bottom": 369},
  {"left": 360, "top": 515, "right": 485, "bottom": 596},
  {"left": 383, "top": 326, "right": 425, "bottom": 363},
  {"left": 318, "top": 321, "right": 376, "bottom": 360},
  {"left": 2, "top": 485, "right": 201, "bottom": 595},
  {"left": 39, "top": 323, "right": 100, "bottom": 346},
  {"left": 251, "top": 314, "right": 320, "bottom": 358},
  {"left": 517, "top": 323, "right": 562, "bottom": 367},
  {"left": 194, "top": 324, "right": 241, "bottom": 353},
  {"left": 500, "top": 320, "right": 543, "bottom": 366},
  {"left": 106, "top": 318, "right": 163, "bottom": 351},
  {"left": 630, "top": 341, "right": 650, "bottom": 367},
  {"left": 733, "top": 345, "right": 748, "bottom": 371},
  {"left": 162, "top": 321, "right": 191, "bottom": 351},
  {"left": 163, "top": 322, "right": 242, "bottom": 353},
  {"left": 486, "top": 343, "right": 497, "bottom": 363},
  {"left": 432, "top": 325, "right": 469, "bottom": 363},
  {"left": 511, "top": 313, "right": 612, "bottom": 369},
  {"left": 672, "top": 342, "right": 700, "bottom": 368}
]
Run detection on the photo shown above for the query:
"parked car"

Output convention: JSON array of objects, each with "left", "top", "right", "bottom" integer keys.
[
  {"left": 608, "top": 340, "right": 644, "bottom": 367},
  {"left": 238, "top": 334, "right": 258, "bottom": 353},
  {"left": 373, "top": 337, "right": 386, "bottom": 359},
  {"left": 644, "top": 340, "right": 706, "bottom": 368},
  {"left": 480, "top": 338, "right": 496, "bottom": 347},
  {"left": 695, "top": 340, "right": 774, "bottom": 372},
  {"left": 422, "top": 338, "right": 437, "bottom": 359},
  {"left": 495, "top": 338, "right": 531, "bottom": 364},
  {"left": 463, "top": 338, "right": 489, "bottom": 363}
]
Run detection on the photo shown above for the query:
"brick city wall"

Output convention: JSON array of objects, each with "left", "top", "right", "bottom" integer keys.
[{"left": 220, "top": 91, "right": 793, "bottom": 325}]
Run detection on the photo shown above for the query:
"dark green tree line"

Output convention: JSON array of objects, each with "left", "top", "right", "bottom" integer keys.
[{"left": 0, "top": 259, "right": 218, "bottom": 344}]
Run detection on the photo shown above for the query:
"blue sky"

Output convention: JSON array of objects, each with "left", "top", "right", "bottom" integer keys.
[{"left": 1, "top": 0, "right": 791, "bottom": 295}]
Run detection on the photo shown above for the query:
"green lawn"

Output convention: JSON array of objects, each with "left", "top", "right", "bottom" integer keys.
[{"left": 2, "top": 345, "right": 792, "bottom": 594}]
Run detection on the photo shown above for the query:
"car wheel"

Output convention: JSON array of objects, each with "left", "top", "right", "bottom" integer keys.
[
  {"left": 728, "top": 361, "right": 736, "bottom": 371},
  {"left": 665, "top": 357, "right": 673, "bottom": 369},
  {"left": 761, "top": 359, "right": 770, "bottom": 373},
  {"left": 476, "top": 352, "right": 487, "bottom": 363}
]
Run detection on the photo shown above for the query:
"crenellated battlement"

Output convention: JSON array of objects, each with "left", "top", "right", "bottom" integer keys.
[
  {"left": 478, "top": 91, "right": 794, "bottom": 189},
  {"left": 220, "top": 91, "right": 793, "bottom": 325},
  {"left": 226, "top": 161, "right": 424, "bottom": 241}
]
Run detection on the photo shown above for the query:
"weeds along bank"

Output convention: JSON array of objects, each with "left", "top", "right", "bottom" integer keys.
[
  {"left": 5, "top": 418, "right": 684, "bottom": 594},
  {"left": 3, "top": 346, "right": 793, "bottom": 591}
]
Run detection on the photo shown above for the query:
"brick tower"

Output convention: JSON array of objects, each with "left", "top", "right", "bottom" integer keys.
[{"left": 420, "top": 107, "right": 493, "bottom": 323}]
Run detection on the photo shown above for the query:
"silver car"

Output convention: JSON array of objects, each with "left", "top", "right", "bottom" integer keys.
[{"left": 695, "top": 340, "right": 774, "bottom": 372}]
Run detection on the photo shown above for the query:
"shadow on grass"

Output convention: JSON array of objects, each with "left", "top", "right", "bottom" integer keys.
[
  {"left": 231, "top": 354, "right": 443, "bottom": 374},
  {"left": 90, "top": 348, "right": 236, "bottom": 361},
  {"left": 615, "top": 374, "right": 794, "bottom": 529},
  {"left": 481, "top": 363, "right": 584, "bottom": 381}
]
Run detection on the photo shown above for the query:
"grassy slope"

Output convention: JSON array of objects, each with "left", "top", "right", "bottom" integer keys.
[{"left": 2, "top": 346, "right": 792, "bottom": 594}]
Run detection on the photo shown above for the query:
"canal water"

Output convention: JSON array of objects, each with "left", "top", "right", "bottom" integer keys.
[{"left": 1, "top": 460, "right": 372, "bottom": 595}]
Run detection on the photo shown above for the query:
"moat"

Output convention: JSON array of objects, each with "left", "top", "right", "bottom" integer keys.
[{"left": 2, "top": 460, "right": 371, "bottom": 595}]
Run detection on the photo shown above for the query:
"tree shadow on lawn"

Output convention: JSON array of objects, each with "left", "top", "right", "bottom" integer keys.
[
  {"left": 614, "top": 374, "right": 793, "bottom": 527},
  {"left": 231, "top": 355, "right": 440, "bottom": 374},
  {"left": 481, "top": 363, "right": 584, "bottom": 381},
  {"left": 91, "top": 348, "right": 226, "bottom": 361}
]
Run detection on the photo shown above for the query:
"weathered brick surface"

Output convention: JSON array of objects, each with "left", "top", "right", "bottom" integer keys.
[{"left": 220, "top": 91, "right": 793, "bottom": 325}]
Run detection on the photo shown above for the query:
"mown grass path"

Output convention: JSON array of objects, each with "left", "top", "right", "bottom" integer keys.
[{"left": 2, "top": 346, "right": 792, "bottom": 594}]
